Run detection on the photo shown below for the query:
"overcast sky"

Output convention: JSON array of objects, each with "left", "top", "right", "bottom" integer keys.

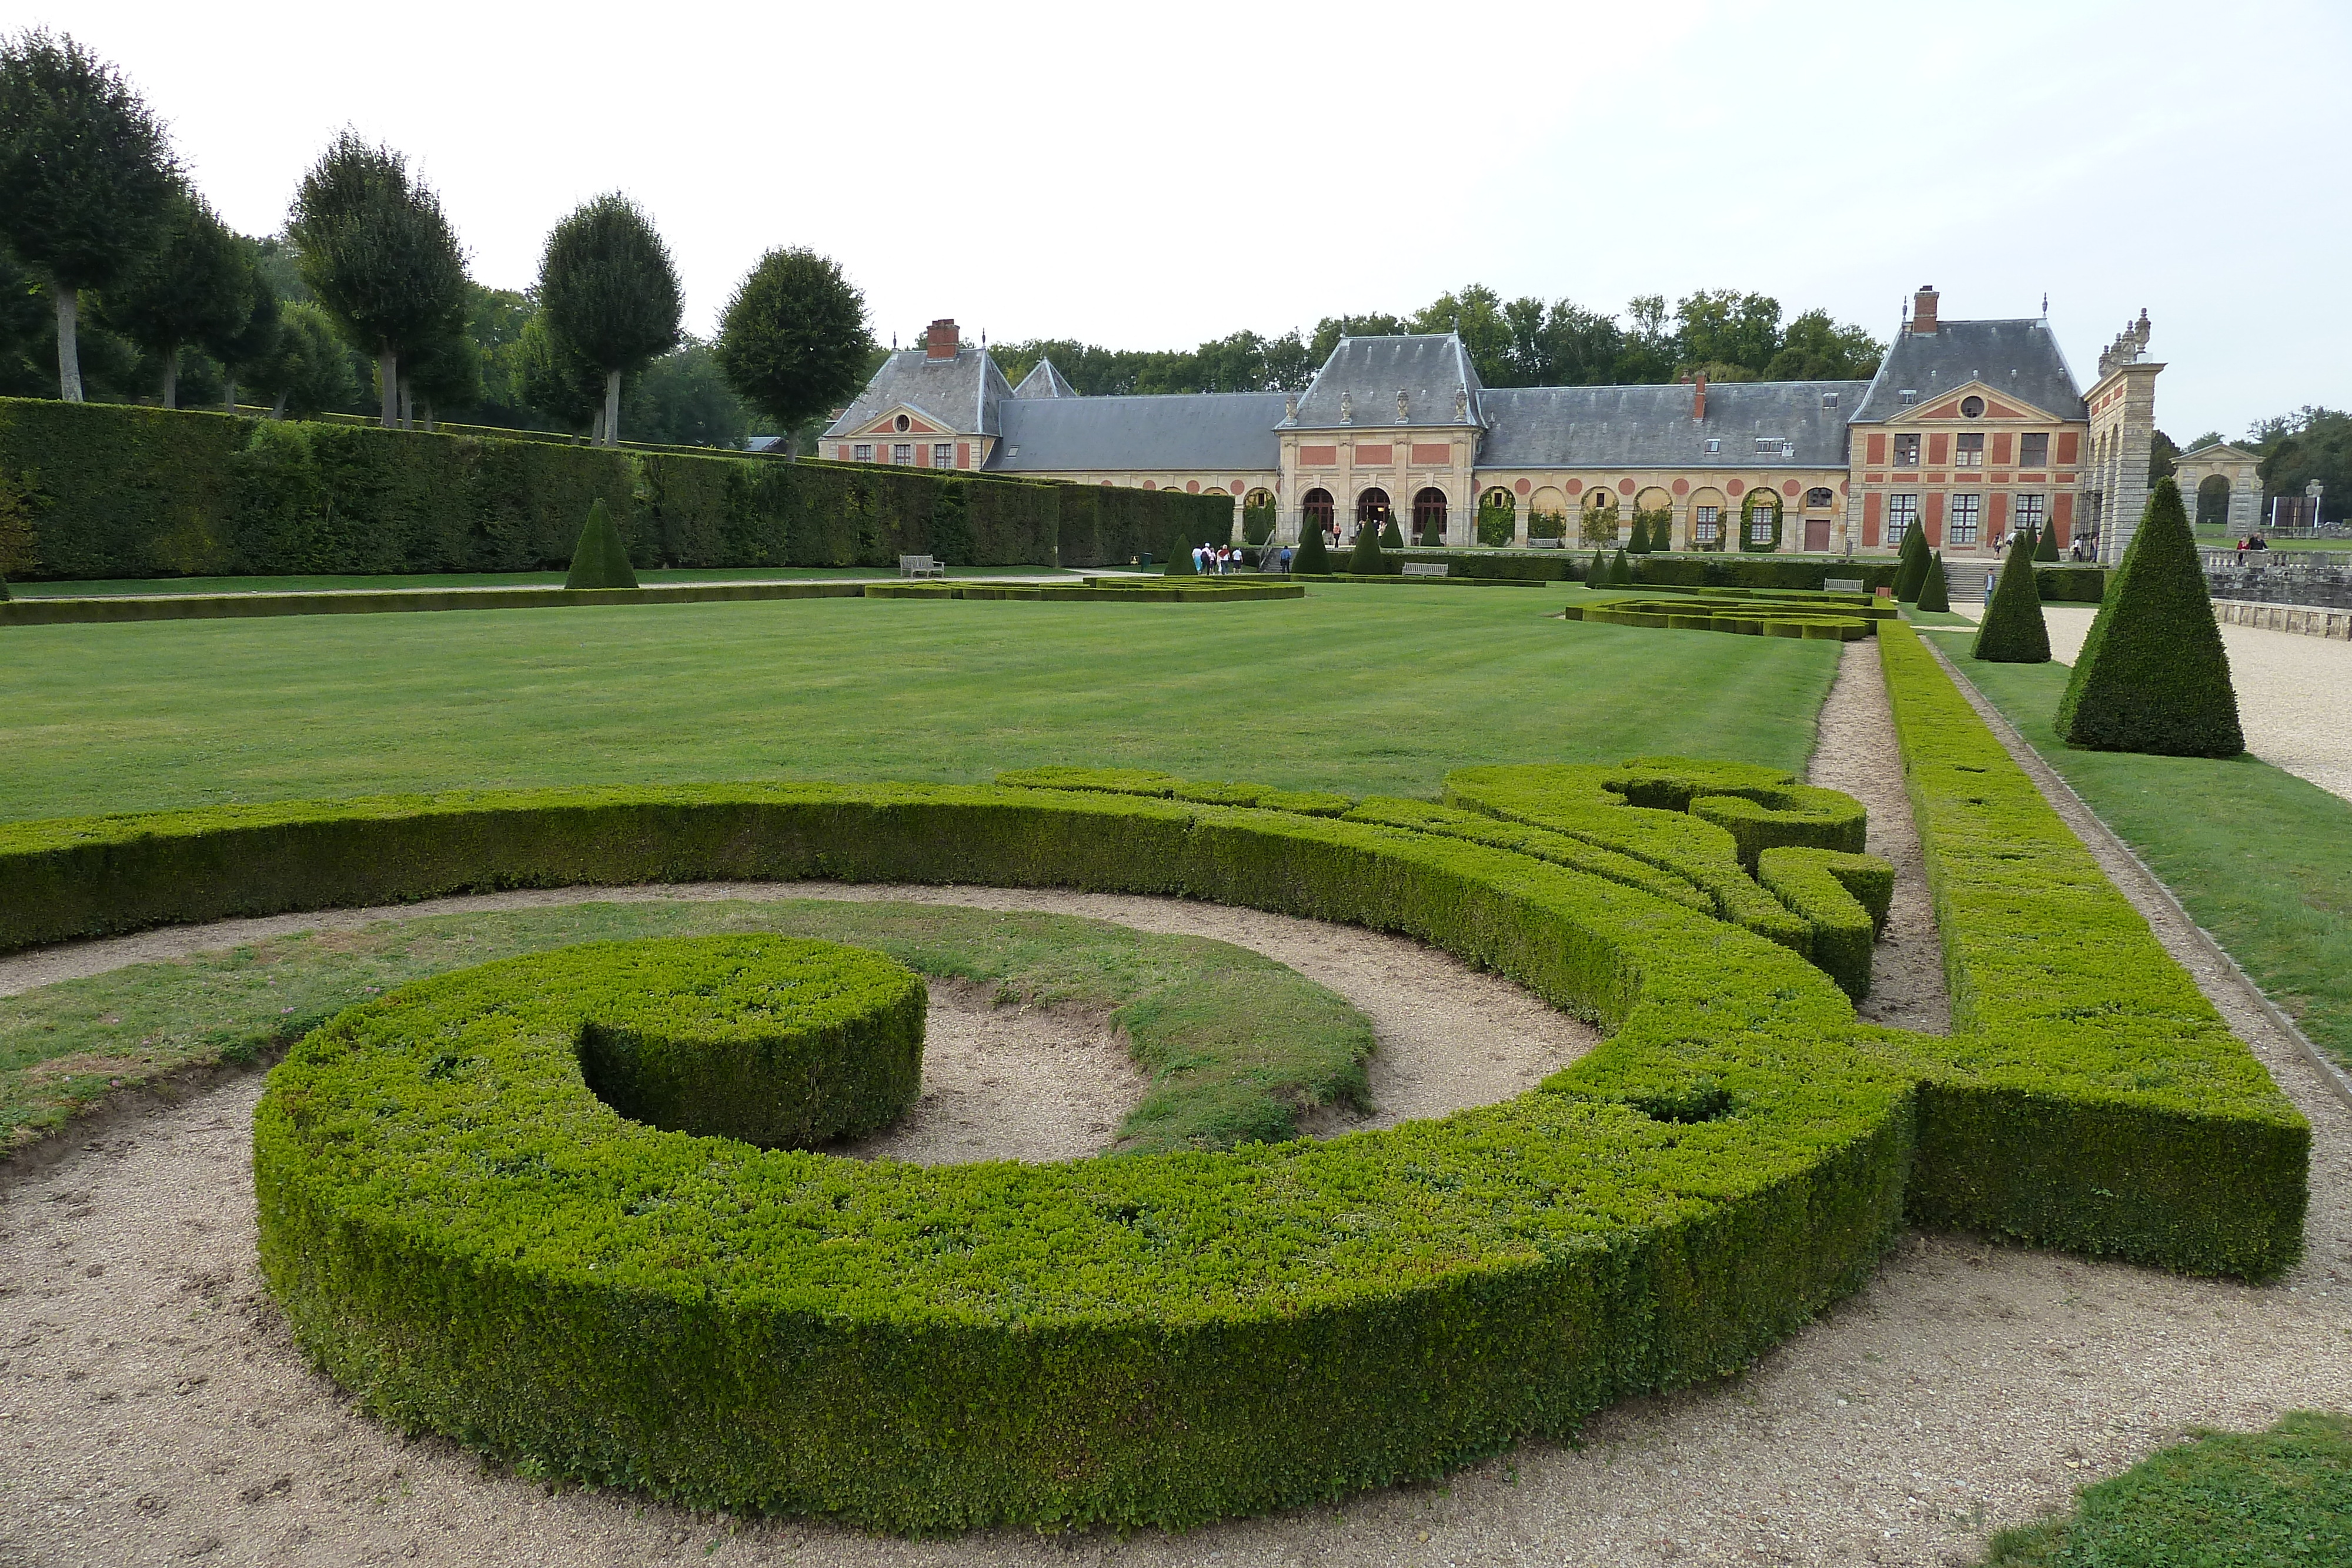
[{"left": 34, "top": 0, "right": 2349, "bottom": 442}]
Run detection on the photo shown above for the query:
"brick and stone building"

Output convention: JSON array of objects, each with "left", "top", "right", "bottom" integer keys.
[{"left": 823, "top": 291, "right": 2161, "bottom": 559}]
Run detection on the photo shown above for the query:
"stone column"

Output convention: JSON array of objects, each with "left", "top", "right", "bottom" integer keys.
[{"left": 2230, "top": 464, "right": 2260, "bottom": 536}]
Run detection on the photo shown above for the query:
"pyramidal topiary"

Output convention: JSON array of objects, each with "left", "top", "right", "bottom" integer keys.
[
  {"left": 1916, "top": 551, "right": 1950, "bottom": 613},
  {"left": 1294, "top": 524, "right": 1329, "bottom": 574},
  {"left": 1378, "top": 516, "right": 1404, "bottom": 550},
  {"left": 2055, "top": 476, "right": 2243, "bottom": 757},
  {"left": 2034, "top": 526, "right": 2060, "bottom": 562},
  {"left": 564, "top": 499, "right": 639, "bottom": 590},
  {"left": 1586, "top": 549, "right": 1610, "bottom": 589},
  {"left": 1973, "top": 530, "right": 2049, "bottom": 663},
  {"left": 1164, "top": 532, "right": 1197, "bottom": 576},
  {"left": 1892, "top": 524, "right": 1930, "bottom": 602},
  {"left": 1626, "top": 514, "right": 1651, "bottom": 554},
  {"left": 1349, "top": 522, "right": 1386, "bottom": 576},
  {"left": 1611, "top": 547, "right": 1633, "bottom": 586}
]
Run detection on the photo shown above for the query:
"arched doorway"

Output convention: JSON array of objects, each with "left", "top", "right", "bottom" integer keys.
[
  {"left": 1355, "top": 487, "right": 1392, "bottom": 540},
  {"left": 1412, "top": 487, "right": 1448, "bottom": 546},
  {"left": 1302, "top": 487, "right": 1335, "bottom": 541},
  {"left": 2197, "top": 474, "right": 2231, "bottom": 530},
  {"left": 1478, "top": 486, "right": 1516, "bottom": 546}
]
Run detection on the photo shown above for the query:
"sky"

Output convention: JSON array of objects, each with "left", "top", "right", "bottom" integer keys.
[{"left": 29, "top": 0, "right": 2350, "bottom": 443}]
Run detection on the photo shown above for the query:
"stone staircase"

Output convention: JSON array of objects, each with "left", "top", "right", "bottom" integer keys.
[{"left": 1941, "top": 560, "right": 1993, "bottom": 601}]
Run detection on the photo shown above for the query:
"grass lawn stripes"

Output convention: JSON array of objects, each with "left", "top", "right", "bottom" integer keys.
[{"left": 0, "top": 732, "right": 2307, "bottom": 1526}]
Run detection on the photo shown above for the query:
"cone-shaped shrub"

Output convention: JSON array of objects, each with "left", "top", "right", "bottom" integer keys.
[
  {"left": 1379, "top": 517, "right": 1404, "bottom": 550},
  {"left": 1349, "top": 523, "right": 1385, "bottom": 576},
  {"left": 1586, "top": 549, "right": 1610, "bottom": 589},
  {"left": 2055, "top": 476, "right": 2243, "bottom": 756},
  {"left": 1294, "top": 524, "right": 1329, "bottom": 574},
  {"left": 0, "top": 569, "right": 11, "bottom": 603},
  {"left": 1611, "top": 547, "right": 1633, "bottom": 586},
  {"left": 1892, "top": 524, "right": 1930, "bottom": 601},
  {"left": 563, "top": 499, "right": 639, "bottom": 590},
  {"left": 1164, "top": 533, "right": 1198, "bottom": 576},
  {"left": 2034, "top": 526, "right": 2060, "bottom": 562},
  {"left": 1973, "top": 530, "right": 2049, "bottom": 663},
  {"left": 1917, "top": 551, "right": 1950, "bottom": 613},
  {"left": 1626, "top": 514, "right": 1651, "bottom": 554}
]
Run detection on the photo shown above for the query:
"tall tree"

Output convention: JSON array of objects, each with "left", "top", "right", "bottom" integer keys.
[
  {"left": 537, "top": 193, "right": 682, "bottom": 447},
  {"left": 515, "top": 309, "right": 603, "bottom": 433},
  {"left": 286, "top": 131, "right": 466, "bottom": 429},
  {"left": 95, "top": 186, "right": 250, "bottom": 408},
  {"left": 0, "top": 30, "right": 178, "bottom": 401},
  {"left": 404, "top": 326, "right": 479, "bottom": 430},
  {"left": 243, "top": 300, "right": 355, "bottom": 418},
  {"left": 1674, "top": 289, "right": 1783, "bottom": 375},
  {"left": 206, "top": 247, "right": 280, "bottom": 412},
  {"left": 714, "top": 248, "right": 867, "bottom": 456}
]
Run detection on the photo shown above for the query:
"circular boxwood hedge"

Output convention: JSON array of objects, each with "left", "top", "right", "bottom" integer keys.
[{"left": 434, "top": 935, "right": 928, "bottom": 1149}]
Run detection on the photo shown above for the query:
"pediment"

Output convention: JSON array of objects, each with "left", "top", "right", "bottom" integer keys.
[
  {"left": 2176, "top": 441, "right": 2258, "bottom": 464},
  {"left": 849, "top": 403, "right": 951, "bottom": 438},
  {"left": 1886, "top": 380, "right": 2067, "bottom": 425}
]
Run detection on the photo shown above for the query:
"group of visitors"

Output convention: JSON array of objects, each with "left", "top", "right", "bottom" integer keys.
[
  {"left": 2233, "top": 533, "right": 2272, "bottom": 562},
  {"left": 1191, "top": 543, "right": 1247, "bottom": 574}
]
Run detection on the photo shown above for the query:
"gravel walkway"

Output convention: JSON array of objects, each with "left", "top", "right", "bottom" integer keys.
[
  {"left": 4, "top": 760, "right": 2347, "bottom": 1563},
  {"left": 1947, "top": 603, "right": 2352, "bottom": 803}
]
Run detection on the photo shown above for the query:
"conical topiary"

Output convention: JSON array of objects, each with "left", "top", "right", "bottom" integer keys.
[
  {"left": 2034, "top": 526, "right": 2060, "bottom": 561},
  {"left": 1585, "top": 549, "right": 1610, "bottom": 589},
  {"left": 1626, "top": 514, "right": 1651, "bottom": 554},
  {"left": 1611, "top": 547, "right": 1633, "bottom": 586},
  {"left": 564, "top": 498, "right": 639, "bottom": 590},
  {"left": 1892, "top": 523, "right": 1930, "bottom": 601},
  {"left": 1973, "top": 529, "right": 2049, "bottom": 663},
  {"left": 1349, "top": 522, "right": 1386, "bottom": 576},
  {"left": 1916, "top": 551, "right": 1950, "bottom": 613},
  {"left": 1379, "top": 516, "right": 1404, "bottom": 550},
  {"left": 2054, "top": 476, "right": 2243, "bottom": 756},
  {"left": 0, "top": 567, "right": 10, "bottom": 602},
  {"left": 1164, "top": 531, "right": 1198, "bottom": 576},
  {"left": 1294, "top": 523, "right": 1330, "bottom": 574}
]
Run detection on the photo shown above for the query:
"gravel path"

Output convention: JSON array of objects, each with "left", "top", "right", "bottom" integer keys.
[
  {"left": 4, "top": 782, "right": 2347, "bottom": 1563},
  {"left": 1947, "top": 603, "right": 2352, "bottom": 803}
]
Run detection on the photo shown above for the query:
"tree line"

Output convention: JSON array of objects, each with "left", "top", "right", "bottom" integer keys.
[
  {"left": 0, "top": 30, "right": 873, "bottom": 450},
  {"left": 986, "top": 286, "right": 1888, "bottom": 399}
]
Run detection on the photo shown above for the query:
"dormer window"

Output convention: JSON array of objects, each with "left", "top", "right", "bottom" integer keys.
[
  {"left": 1755, "top": 437, "right": 1777, "bottom": 454},
  {"left": 1821, "top": 392, "right": 1839, "bottom": 410},
  {"left": 1897, "top": 389, "right": 1919, "bottom": 407},
  {"left": 1703, "top": 438, "right": 1722, "bottom": 454}
]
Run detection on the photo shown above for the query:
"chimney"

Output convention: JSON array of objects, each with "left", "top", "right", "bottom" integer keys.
[
  {"left": 925, "top": 318, "right": 958, "bottom": 360},
  {"left": 1912, "top": 286, "right": 1940, "bottom": 336},
  {"left": 1691, "top": 372, "right": 1707, "bottom": 422}
]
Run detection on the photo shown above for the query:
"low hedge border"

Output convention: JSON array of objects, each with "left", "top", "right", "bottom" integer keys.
[
  {"left": 867, "top": 582, "right": 1301, "bottom": 603},
  {"left": 0, "top": 580, "right": 868, "bottom": 627},
  {"left": 0, "top": 731, "right": 2307, "bottom": 1526},
  {"left": 1563, "top": 597, "right": 1877, "bottom": 641},
  {"left": 1876, "top": 622, "right": 2307, "bottom": 1275},
  {"left": 1755, "top": 848, "right": 1881, "bottom": 1000}
]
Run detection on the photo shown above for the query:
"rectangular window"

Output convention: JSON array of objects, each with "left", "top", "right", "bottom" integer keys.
[
  {"left": 1703, "top": 438, "right": 1722, "bottom": 454},
  {"left": 1693, "top": 506, "right": 1719, "bottom": 543},
  {"left": 892, "top": 443, "right": 914, "bottom": 466},
  {"left": 1898, "top": 389, "right": 1919, "bottom": 406},
  {"left": 1887, "top": 494, "right": 1918, "bottom": 545},
  {"left": 933, "top": 443, "right": 953, "bottom": 468},
  {"left": 1955, "top": 433, "right": 1985, "bottom": 468},
  {"left": 852, "top": 443, "right": 873, "bottom": 462},
  {"left": 1754, "top": 437, "right": 1778, "bottom": 454},
  {"left": 2016, "top": 494, "right": 2046, "bottom": 535},
  {"left": 1893, "top": 433, "right": 1920, "bottom": 467},
  {"left": 1748, "top": 504, "right": 1776, "bottom": 544},
  {"left": 1950, "top": 493, "right": 1982, "bottom": 544},
  {"left": 2018, "top": 432, "right": 2049, "bottom": 468}
]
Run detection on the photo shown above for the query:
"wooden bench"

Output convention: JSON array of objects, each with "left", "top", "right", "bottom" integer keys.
[
  {"left": 1401, "top": 561, "right": 1450, "bottom": 578},
  {"left": 898, "top": 554, "right": 946, "bottom": 580},
  {"left": 1823, "top": 577, "right": 1864, "bottom": 592}
]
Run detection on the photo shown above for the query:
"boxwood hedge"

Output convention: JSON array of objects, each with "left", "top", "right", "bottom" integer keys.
[{"left": 0, "top": 696, "right": 2308, "bottom": 1529}]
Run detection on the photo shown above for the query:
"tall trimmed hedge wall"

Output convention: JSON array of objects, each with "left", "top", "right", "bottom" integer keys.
[
  {"left": 0, "top": 398, "right": 1228, "bottom": 579},
  {"left": 1636, "top": 553, "right": 1902, "bottom": 592}
]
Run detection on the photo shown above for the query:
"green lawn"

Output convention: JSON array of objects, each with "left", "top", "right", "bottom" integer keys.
[
  {"left": 0, "top": 586, "right": 1840, "bottom": 823},
  {"left": 6, "top": 564, "right": 1083, "bottom": 597},
  {"left": 1980, "top": 1411, "right": 2350, "bottom": 1566},
  {"left": 1936, "top": 641, "right": 2352, "bottom": 1071}
]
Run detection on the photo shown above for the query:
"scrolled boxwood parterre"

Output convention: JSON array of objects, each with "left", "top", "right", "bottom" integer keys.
[{"left": 0, "top": 706, "right": 2309, "bottom": 1529}]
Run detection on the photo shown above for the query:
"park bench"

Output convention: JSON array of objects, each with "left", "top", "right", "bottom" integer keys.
[
  {"left": 1823, "top": 577, "right": 1863, "bottom": 592},
  {"left": 1402, "top": 561, "right": 1450, "bottom": 578},
  {"left": 898, "top": 554, "right": 946, "bottom": 580}
]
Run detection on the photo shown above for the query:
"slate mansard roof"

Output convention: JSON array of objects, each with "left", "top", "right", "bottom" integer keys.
[
  {"left": 1850, "top": 319, "right": 2086, "bottom": 423},
  {"left": 824, "top": 347, "right": 1015, "bottom": 439},
  {"left": 989, "top": 393, "right": 1289, "bottom": 473},
  {"left": 1476, "top": 381, "right": 1869, "bottom": 470},
  {"left": 1292, "top": 334, "right": 1485, "bottom": 429}
]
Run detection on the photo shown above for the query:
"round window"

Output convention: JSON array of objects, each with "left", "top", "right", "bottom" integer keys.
[
  {"left": 894, "top": 414, "right": 911, "bottom": 432},
  {"left": 1960, "top": 395, "right": 1985, "bottom": 418}
]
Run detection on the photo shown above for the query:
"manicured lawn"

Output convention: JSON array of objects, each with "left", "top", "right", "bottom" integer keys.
[
  {"left": 1980, "top": 1411, "right": 2350, "bottom": 1566},
  {"left": 6, "top": 564, "right": 1081, "bottom": 597},
  {"left": 1945, "top": 647, "right": 2352, "bottom": 1072},
  {"left": 0, "top": 586, "right": 1839, "bottom": 822},
  {"left": 0, "top": 900, "right": 1373, "bottom": 1156}
]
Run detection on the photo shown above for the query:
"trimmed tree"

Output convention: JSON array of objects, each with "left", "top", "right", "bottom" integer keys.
[
  {"left": 1626, "top": 513, "right": 1649, "bottom": 554},
  {"left": 2034, "top": 526, "right": 2060, "bottom": 561},
  {"left": 1892, "top": 523, "right": 1931, "bottom": 601},
  {"left": 0, "top": 29, "right": 178, "bottom": 402},
  {"left": 1164, "top": 530, "right": 1198, "bottom": 576},
  {"left": 1349, "top": 520, "right": 1385, "bottom": 575},
  {"left": 95, "top": 186, "right": 250, "bottom": 409},
  {"left": 1586, "top": 548, "right": 1609, "bottom": 588},
  {"left": 207, "top": 251, "right": 280, "bottom": 413},
  {"left": 1611, "top": 547, "right": 1634, "bottom": 586},
  {"left": 288, "top": 131, "right": 467, "bottom": 430},
  {"left": 714, "top": 247, "right": 868, "bottom": 457},
  {"left": 1293, "top": 521, "right": 1329, "bottom": 574},
  {"left": 538, "top": 194, "right": 682, "bottom": 448},
  {"left": 245, "top": 300, "right": 355, "bottom": 419},
  {"left": 1378, "top": 516, "right": 1404, "bottom": 550},
  {"left": 564, "top": 499, "right": 639, "bottom": 590},
  {"left": 1916, "top": 550, "right": 1950, "bottom": 613},
  {"left": 1973, "top": 530, "right": 2050, "bottom": 663},
  {"left": 2054, "top": 476, "right": 2243, "bottom": 756}
]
